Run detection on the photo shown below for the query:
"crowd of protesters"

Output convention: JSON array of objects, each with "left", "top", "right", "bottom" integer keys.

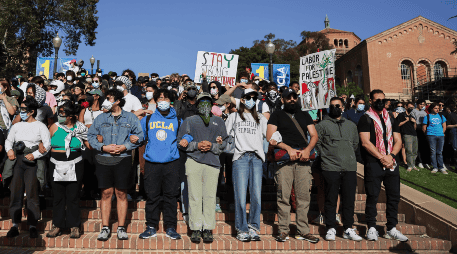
[{"left": 0, "top": 61, "right": 456, "bottom": 245}]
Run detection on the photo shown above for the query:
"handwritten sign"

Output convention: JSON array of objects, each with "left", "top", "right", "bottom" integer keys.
[
  {"left": 194, "top": 51, "right": 239, "bottom": 87},
  {"left": 299, "top": 49, "right": 337, "bottom": 110},
  {"left": 251, "top": 63, "right": 290, "bottom": 87}
]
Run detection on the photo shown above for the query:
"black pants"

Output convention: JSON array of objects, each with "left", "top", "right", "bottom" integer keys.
[
  {"left": 219, "top": 153, "right": 234, "bottom": 204},
  {"left": 82, "top": 149, "right": 98, "bottom": 195},
  {"left": 364, "top": 162, "right": 400, "bottom": 231},
  {"left": 145, "top": 159, "right": 180, "bottom": 229},
  {"left": 49, "top": 152, "right": 84, "bottom": 228},
  {"left": 9, "top": 154, "right": 40, "bottom": 226},
  {"left": 416, "top": 128, "right": 430, "bottom": 165},
  {"left": 178, "top": 150, "right": 188, "bottom": 214},
  {"left": 322, "top": 170, "right": 356, "bottom": 230}
]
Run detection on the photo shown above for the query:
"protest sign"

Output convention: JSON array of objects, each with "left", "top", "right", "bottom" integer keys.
[
  {"left": 251, "top": 63, "right": 290, "bottom": 87},
  {"left": 194, "top": 51, "right": 239, "bottom": 87},
  {"left": 36, "top": 57, "right": 74, "bottom": 78},
  {"left": 299, "top": 49, "right": 337, "bottom": 110}
]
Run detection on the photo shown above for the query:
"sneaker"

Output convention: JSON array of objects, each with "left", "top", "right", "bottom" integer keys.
[
  {"left": 418, "top": 163, "right": 424, "bottom": 168},
  {"left": 97, "top": 227, "right": 111, "bottom": 241},
  {"left": 276, "top": 232, "right": 289, "bottom": 242},
  {"left": 6, "top": 226, "right": 19, "bottom": 238},
  {"left": 202, "top": 229, "right": 213, "bottom": 243},
  {"left": 249, "top": 228, "right": 261, "bottom": 241},
  {"left": 190, "top": 230, "right": 202, "bottom": 243},
  {"left": 139, "top": 226, "right": 157, "bottom": 239},
  {"left": 215, "top": 203, "right": 222, "bottom": 213},
  {"left": 366, "top": 227, "right": 378, "bottom": 241},
  {"left": 431, "top": 168, "right": 439, "bottom": 173},
  {"left": 312, "top": 214, "right": 325, "bottom": 225},
  {"left": 425, "top": 164, "right": 432, "bottom": 170},
  {"left": 166, "top": 228, "right": 181, "bottom": 240},
  {"left": 336, "top": 214, "right": 342, "bottom": 225},
  {"left": 70, "top": 227, "right": 81, "bottom": 239},
  {"left": 325, "top": 228, "right": 336, "bottom": 241},
  {"left": 117, "top": 226, "right": 128, "bottom": 240},
  {"left": 413, "top": 167, "right": 420, "bottom": 171},
  {"left": 295, "top": 229, "right": 320, "bottom": 243},
  {"left": 343, "top": 228, "right": 362, "bottom": 241},
  {"left": 236, "top": 232, "right": 251, "bottom": 242},
  {"left": 46, "top": 225, "right": 62, "bottom": 238},
  {"left": 384, "top": 228, "right": 408, "bottom": 242},
  {"left": 441, "top": 169, "right": 448, "bottom": 175},
  {"left": 406, "top": 167, "right": 412, "bottom": 172},
  {"left": 30, "top": 227, "right": 38, "bottom": 238}
]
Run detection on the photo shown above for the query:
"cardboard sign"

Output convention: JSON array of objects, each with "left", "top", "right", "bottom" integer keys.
[
  {"left": 36, "top": 57, "right": 74, "bottom": 79},
  {"left": 251, "top": 63, "right": 290, "bottom": 87},
  {"left": 194, "top": 51, "right": 239, "bottom": 87},
  {"left": 299, "top": 49, "right": 337, "bottom": 110}
]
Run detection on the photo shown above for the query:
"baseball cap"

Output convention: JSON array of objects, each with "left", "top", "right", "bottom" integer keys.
[
  {"left": 282, "top": 88, "right": 297, "bottom": 98},
  {"left": 196, "top": 92, "right": 212, "bottom": 102},
  {"left": 241, "top": 88, "right": 257, "bottom": 98},
  {"left": 88, "top": 89, "right": 103, "bottom": 97},
  {"left": 70, "top": 59, "right": 76, "bottom": 63},
  {"left": 215, "top": 94, "right": 232, "bottom": 105}
]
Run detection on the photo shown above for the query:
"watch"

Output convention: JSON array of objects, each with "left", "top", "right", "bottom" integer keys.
[{"left": 390, "top": 153, "right": 396, "bottom": 157}]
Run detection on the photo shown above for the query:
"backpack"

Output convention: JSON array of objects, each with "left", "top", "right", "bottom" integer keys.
[
  {"left": 144, "top": 114, "right": 153, "bottom": 144},
  {"left": 257, "top": 99, "right": 265, "bottom": 114},
  {"left": 425, "top": 114, "right": 444, "bottom": 128}
]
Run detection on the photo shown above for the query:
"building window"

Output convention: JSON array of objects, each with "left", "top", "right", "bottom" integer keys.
[
  {"left": 344, "top": 39, "right": 349, "bottom": 48},
  {"left": 346, "top": 71, "right": 353, "bottom": 84},
  {"left": 434, "top": 62, "right": 447, "bottom": 79},
  {"left": 401, "top": 64, "right": 411, "bottom": 81},
  {"left": 401, "top": 60, "right": 415, "bottom": 88},
  {"left": 356, "top": 65, "right": 363, "bottom": 89},
  {"left": 334, "top": 39, "right": 338, "bottom": 47},
  {"left": 339, "top": 39, "right": 343, "bottom": 48}
]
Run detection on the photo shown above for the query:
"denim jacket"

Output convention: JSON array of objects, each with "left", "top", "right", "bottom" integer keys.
[{"left": 88, "top": 110, "right": 144, "bottom": 157}]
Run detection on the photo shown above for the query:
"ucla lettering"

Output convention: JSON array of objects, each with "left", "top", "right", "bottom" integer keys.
[{"left": 150, "top": 121, "right": 174, "bottom": 132}]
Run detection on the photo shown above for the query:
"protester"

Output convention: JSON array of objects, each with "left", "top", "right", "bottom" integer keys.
[
  {"left": 87, "top": 89, "right": 143, "bottom": 241},
  {"left": 0, "top": 79, "right": 19, "bottom": 136},
  {"left": 32, "top": 76, "right": 58, "bottom": 114},
  {"left": 4, "top": 97, "right": 51, "bottom": 238},
  {"left": 342, "top": 97, "right": 366, "bottom": 125},
  {"left": 397, "top": 102, "right": 419, "bottom": 172},
  {"left": 175, "top": 81, "right": 199, "bottom": 120},
  {"left": 139, "top": 89, "right": 181, "bottom": 240},
  {"left": 46, "top": 101, "right": 89, "bottom": 238},
  {"left": 114, "top": 76, "right": 142, "bottom": 116},
  {"left": 445, "top": 106, "right": 457, "bottom": 166},
  {"left": 422, "top": 102, "right": 447, "bottom": 174},
  {"left": 177, "top": 92, "right": 228, "bottom": 243},
  {"left": 411, "top": 99, "right": 429, "bottom": 169},
  {"left": 266, "top": 88, "right": 319, "bottom": 243},
  {"left": 357, "top": 89, "right": 408, "bottom": 242}
]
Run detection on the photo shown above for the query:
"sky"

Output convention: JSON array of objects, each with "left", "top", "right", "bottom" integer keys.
[{"left": 58, "top": 0, "right": 457, "bottom": 78}]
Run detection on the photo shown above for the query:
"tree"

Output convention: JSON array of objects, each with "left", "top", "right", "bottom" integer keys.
[
  {"left": 0, "top": 0, "right": 99, "bottom": 78},
  {"left": 336, "top": 81, "right": 368, "bottom": 101}
]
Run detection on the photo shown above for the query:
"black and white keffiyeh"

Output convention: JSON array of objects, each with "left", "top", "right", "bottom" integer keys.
[
  {"left": 27, "top": 83, "right": 47, "bottom": 106},
  {"left": 56, "top": 121, "right": 88, "bottom": 158}
]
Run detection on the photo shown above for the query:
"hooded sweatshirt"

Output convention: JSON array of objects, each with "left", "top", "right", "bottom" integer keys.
[{"left": 140, "top": 107, "right": 180, "bottom": 163}]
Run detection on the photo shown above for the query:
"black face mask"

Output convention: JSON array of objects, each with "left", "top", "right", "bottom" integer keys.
[
  {"left": 328, "top": 105, "right": 342, "bottom": 118},
  {"left": 407, "top": 108, "right": 414, "bottom": 113},
  {"left": 187, "top": 89, "right": 197, "bottom": 98},
  {"left": 284, "top": 101, "right": 297, "bottom": 114},
  {"left": 372, "top": 99, "right": 385, "bottom": 111}
]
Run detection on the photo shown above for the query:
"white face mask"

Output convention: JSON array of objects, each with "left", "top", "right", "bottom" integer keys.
[
  {"left": 66, "top": 76, "right": 73, "bottom": 81},
  {"left": 146, "top": 92, "right": 154, "bottom": 100},
  {"left": 97, "top": 73, "right": 102, "bottom": 77},
  {"left": 101, "top": 99, "right": 114, "bottom": 111},
  {"left": 210, "top": 88, "right": 218, "bottom": 96},
  {"left": 117, "top": 86, "right": 125, "bottom": 92},
  {"left": 219, "top": 105, "right": 226, "bottom": 111}
]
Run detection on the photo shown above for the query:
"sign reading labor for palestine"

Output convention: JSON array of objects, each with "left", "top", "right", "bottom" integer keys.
[
  {"left": 194, "top": 51, "right": 239, "bottom": 87},
  {"left": 299, "top": 49, "right": 337, "bottom": 111}
]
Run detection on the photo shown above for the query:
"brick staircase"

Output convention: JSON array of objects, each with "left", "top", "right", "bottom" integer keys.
[{"left": 0, "top": 179, "right": 453, "bottom": 253}]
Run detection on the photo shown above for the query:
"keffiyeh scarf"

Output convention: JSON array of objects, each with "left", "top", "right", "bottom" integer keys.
[
  {"left": 27, "top": 83, "right": 47, "bottom": 106},
  {"left": 365, "top": 107, "right": 395, "bottom": 170},
  {"left": 56, "top": 121, "right": 88, "bottom": 158}
]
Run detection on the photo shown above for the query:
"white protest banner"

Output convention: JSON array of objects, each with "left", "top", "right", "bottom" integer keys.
[
  {"left": 194, "top": 51, "right": 239, "bottom": 87},
  {"left": 299, "top": 49, "right": 337, "bottom": 111}
]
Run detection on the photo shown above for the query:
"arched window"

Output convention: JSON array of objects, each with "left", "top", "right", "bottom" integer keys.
[
  {"left": 339, "top": 39, "right": 343, "bottom": 48},
  {"left": 417, "top": 60, "right": 431, "bottom": 84},
  {"left": 346, "top": 70, "right": 353, "bottom": 84},
  {"left": 356, "top": 65, "right": 363, "bottom": 89},
  {"left": 401, "top": 60, "right": 414, "bottom": 88},
  {"left": 434, "top": 61, "right": 447, "bottom": 79},
  {"left": 334, "top": 39, "right": 338, "bottom": 47},
  {"left": 344, "top": 39, "right": 349, "bottom": 48}
]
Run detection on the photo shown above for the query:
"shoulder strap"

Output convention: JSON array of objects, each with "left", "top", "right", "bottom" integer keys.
[
  {"left": 285, "top": 112, "right": 308, "bottom": 144},
  {"left": 145, "top": 114, "right": 152, "bottom": 142},
  {"left": 257, "top": 100, "right": 264, "bottom": 114}
]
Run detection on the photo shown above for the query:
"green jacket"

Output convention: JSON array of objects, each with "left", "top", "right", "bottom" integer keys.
[{"left": 315, "top": 116, "right": 359, "bottom": 172}]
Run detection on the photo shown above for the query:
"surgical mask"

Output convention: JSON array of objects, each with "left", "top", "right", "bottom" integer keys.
[
  {"left": 244, "top": 99, "right": 256, "bottom": 110},
  {"left": 101, "top": 99, "right": 114, "bottom": 111},
  {"left": 66, "top": 76, "right": 73, "bottom": 81},
  {"left": 219, "top": 105, "right": 226, "bottom": 111},
  {"left": 157, "top": 101, "right": 170, "bottom": 111},
  {"left": 421, "top": 106, "right": 426, "bottom": 111},
  {"left": 210, "top": 88, "right": 218, "bottom": 96},
  {"left": 146, "top": 92, "right": 154, "bottom": 100},
  {"left": 240, "top": 79, "right": 248, "bottom": 83},
  {"left": 0, "top": 87, "right": 3, "bottom": 94},
  {"left": 357, "top": 104, "right": 365, "bottom": 111},
  {"left": 151, "top": 78, "right": 157, "bottom": 81},
  {"left": 92, "top": 82, "right": 99, "bottom": 88},
  {"left": 196, "top": 85, "right": 201, "bottom": 91},
  {"left": 97, "top": 73, "right": 102, "bottom": 77},
  {"left": 20, "top": 112, "right": 29, "bottom": 121},
  {"left": 187, "top": 89, "right": 197, "bottom": 98},
  {"left": 395, "top": 107, "right": 405, "bottom": 113},
  {"left": 117, "top": 86, "right": 125, "bottom": 92},
  {"left": 254, "top": 80, "right": 259, "bottom": 85},
  {"left": 58, "top": 116, "right": 67, "bottom": 124}
]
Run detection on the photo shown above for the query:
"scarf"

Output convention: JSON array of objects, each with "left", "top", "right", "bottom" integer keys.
[
  {"left": 56, "top": 121, "right": 88, "bottom": 158},
  {"left": 0, "top": 100, "right": 11, "bottom": 129},
  {"left": 28, "top": 83, "right": 47, "bottom": 106},
  {"left": 198, "top": 100, "right": 212, "bottom": 126},
  {"left": 365, "top": 107, "right": 395, "bottom": 170}
]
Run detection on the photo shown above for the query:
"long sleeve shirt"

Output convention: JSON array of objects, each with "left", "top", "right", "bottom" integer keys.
[{"left": 5, "top": 121, "right": 51, "bottom": 159}]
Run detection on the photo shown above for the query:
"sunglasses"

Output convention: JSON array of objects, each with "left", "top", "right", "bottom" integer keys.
[
  {"left": 243, "top": 95, "right": 258, "bottom": 101},
  {"left": 286, "top": 94, "right": 298, "bottom": 100},
  {"left": 188, "top": 87, "right": 197, "bottom": 91},
  {"left": 210, "top": 86, "right": 218, "bottom": 89},
  {"left": 332, "top": 104, "right": 341, "bottom": 108}
]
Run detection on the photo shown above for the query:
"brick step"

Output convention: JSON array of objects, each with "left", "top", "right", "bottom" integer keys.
[
  {"left": 0, "top": 217, "right": 425, "bottom": 236},
  {"left": 0, "top": 232, "right": 451, "bottom": 252}
]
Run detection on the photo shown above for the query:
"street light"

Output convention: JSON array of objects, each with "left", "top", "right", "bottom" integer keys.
[
  {"left": 265, "top": 39, "right": 275, "bottom": 82},
  {"left": 90, "top": 55, "right": 95, "bottom": 75},
  {"left": 52, "top": 33, "right": 62, "bottom": 78}
]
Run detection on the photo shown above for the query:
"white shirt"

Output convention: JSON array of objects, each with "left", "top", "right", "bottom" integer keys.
[
  {"left": 69, "top": 66, "right": 80, "bottom": 74},
  {"left": 19, "top": 82, "right": 29, "bottom": 93},
  {"left": 122, "top": 93, "right": 143, "bottom": 113},
  {"left": 235, "top": 98, "right": 270, "bottom": 114},
  {"left": 5, "top": 121, "right": 51, "bottom": 159}
]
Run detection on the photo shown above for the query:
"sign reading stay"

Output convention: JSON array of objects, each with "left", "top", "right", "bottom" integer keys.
[{"left": 194, "top": 51, "right": 239, "bottom": 87}]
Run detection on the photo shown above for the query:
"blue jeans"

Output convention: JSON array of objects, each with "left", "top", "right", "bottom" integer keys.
[
  {"left": 427, "top": 135, "right": 445, "bottom": 170},
  {"left": 232, "top": 152, "right": 263, "bottom": 233}
]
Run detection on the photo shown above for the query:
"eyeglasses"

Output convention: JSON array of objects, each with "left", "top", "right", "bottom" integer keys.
[{"left": 439, "top": 104, "right": 444, "bottom": 106}]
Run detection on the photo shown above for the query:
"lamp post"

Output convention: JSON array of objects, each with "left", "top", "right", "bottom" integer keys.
[
  {"left": 52, "top": 33, "right": 62, "bottom": 77},
  {"left": 90, "top": 55, "right": 95, "bottom": 75},
  {"left": 265, "top": 39, "right": 275, "bottom": 83}
]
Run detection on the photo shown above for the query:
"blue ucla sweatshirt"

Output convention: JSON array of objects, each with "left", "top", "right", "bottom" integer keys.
[{"left": 140, "top": 107, "right": 180, "bottom": 163}]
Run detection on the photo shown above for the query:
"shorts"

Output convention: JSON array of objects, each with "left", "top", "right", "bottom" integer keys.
[{"left": 95, "top": 156, "right": 133, "bottom": 190}]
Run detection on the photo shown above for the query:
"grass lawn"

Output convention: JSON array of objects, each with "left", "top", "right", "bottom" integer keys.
[{"left": 399, "top": 165, "right": 457, "bottom": 209}]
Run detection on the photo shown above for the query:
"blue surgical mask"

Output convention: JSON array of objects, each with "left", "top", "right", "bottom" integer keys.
[
  {"left": 357, "top": 104, "right": 365, "bottom": 111},
  {"left": 244, "top": 99, "right": 256, "bottom": 110},
  {"left": 196, "top": 85, "right": 201, "bottom": 91},
  {"left": 240, "top": 79, "right": 248, "bottom": 83},
  {"left": 20, "top": 112, "right": 29, "bottom": 121},
  {"left": 421, "top": 106, "right": 426, "bottom": 111},
  {"left": 146, "top": 92, "right": 154, "bottom": 100},
  {"left": 92, "top": 82, "right": 99, "bottom": 88},
  {"left": 157, "top": 101, "right": 170, "bottom": 111}
]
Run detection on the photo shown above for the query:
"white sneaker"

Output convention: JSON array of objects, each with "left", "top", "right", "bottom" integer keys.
[
  {"left": 384, "top": 228, "right": 408, "bottom": 242},
  {"left": 425, "top": 164, "right": 432, "bottom": 170},
  {"left": 367, "top": 227, "right": 378, "bottom": 241},
  {"left": 344, "top": 228, "right": 363, "bottom": 241},
  {"left": 325, "top": 228, "right": 336, "bottom": 241},
  {"left": 441, "top": 169, "right": 448, "bottom": 175},
  {"left": 313, "top": 214, "right": 325, "bottom": 225},
  {"left": 431, "top": 168, "right": 438, "bottom": 173},
  {"left": 418, "top": 163, "right": 424, "bottom": 168},
  {"left": 336, "top": 214, "right": 342, "bottom": 225}
]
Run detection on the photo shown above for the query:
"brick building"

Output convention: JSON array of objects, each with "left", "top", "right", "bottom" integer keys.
[
  {"left": 330, "top": 16, "right": 457, "bottom": 99},
  {"left": 320, "top": 15, "right": 362, "bottom": 59}
]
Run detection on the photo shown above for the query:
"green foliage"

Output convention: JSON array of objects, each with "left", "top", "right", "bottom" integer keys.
[
  {"left": 229, "top": 31, "right": 331, "bottom": 83},
  {"left": 0, "top": 0, "right": 99, "bottom": 78},
  {"left": 336, "top": 82, "right": 365, "bottom": 98}
]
